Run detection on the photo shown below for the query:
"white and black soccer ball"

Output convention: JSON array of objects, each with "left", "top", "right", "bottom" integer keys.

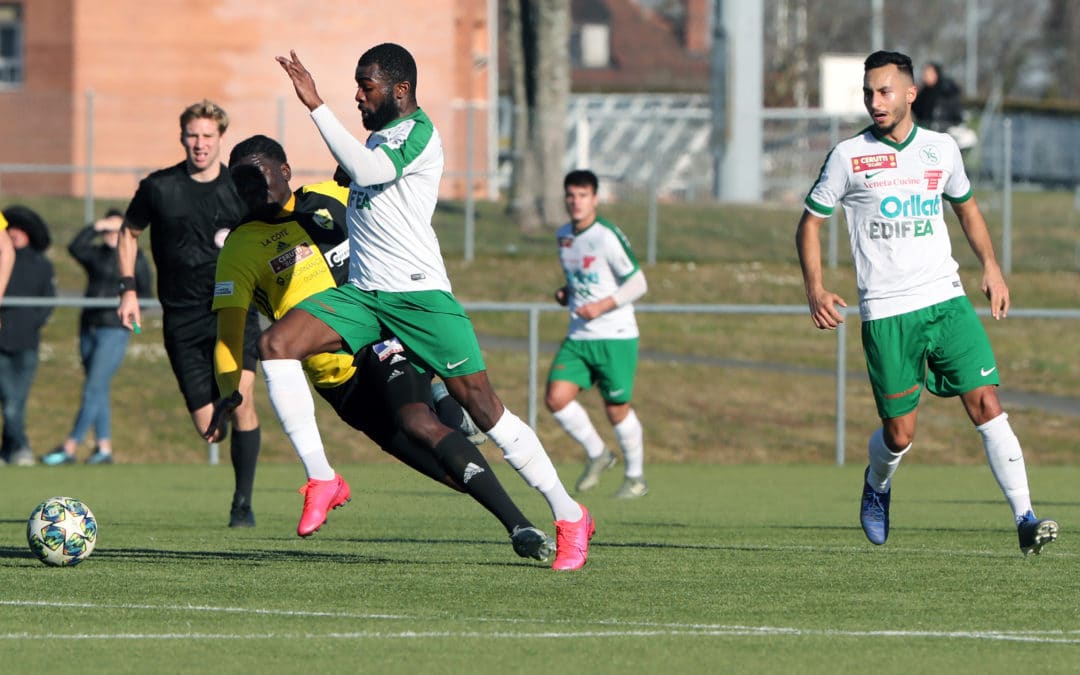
[{"left": 26, "top": 496, "right": 98, "bottom": 567}]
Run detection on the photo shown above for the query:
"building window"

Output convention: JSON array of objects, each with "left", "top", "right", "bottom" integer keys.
[
  {"left": 577, "top": 23, "right": 610, "bottom": 69},
  {"left": 570, "top": 23, "right": 611, "bottom": 69},
  {"left": 0, "top": 3, "right": 23, "bottom": 87}
]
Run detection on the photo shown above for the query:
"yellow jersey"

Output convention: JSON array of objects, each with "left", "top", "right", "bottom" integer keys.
[{"left": 213, "top": 181, "right": 354, "bottom": 387}]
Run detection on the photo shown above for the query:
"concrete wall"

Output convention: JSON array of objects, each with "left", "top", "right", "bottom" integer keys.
[{"left": 0, "top": 0, "right": 492, "bottom": 199}]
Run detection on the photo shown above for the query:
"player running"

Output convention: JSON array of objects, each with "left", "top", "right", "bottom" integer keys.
[
  {"left": 272, "top": 43, "right": 593, "bottom": 569},
  {"left": 796, "top": 50, "right": 1058, "bottom": 555},
  {"left": 546, "top": 169, "right": 649, "bottom": 499},
  {"left": 206, "top": 135, "right": 554, "bottom": 560}
]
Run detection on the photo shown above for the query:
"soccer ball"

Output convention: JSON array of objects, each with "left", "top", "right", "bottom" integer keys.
[{"left": 26, "top": 496, "right": 98, "bottom": 567}]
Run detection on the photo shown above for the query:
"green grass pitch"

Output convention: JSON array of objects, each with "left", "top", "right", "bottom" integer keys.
[{"left": 1, "top": 463, "right": 1077, "bottom": 673}]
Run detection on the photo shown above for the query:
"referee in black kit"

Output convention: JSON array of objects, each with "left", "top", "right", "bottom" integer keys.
[{"left": 116, "top": 100, "right": 262, "bottom": 528}]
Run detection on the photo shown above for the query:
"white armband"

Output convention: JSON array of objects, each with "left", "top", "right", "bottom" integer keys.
[
  {"left": 310, "top": 105, "right": 398, "bottom": 187},
  {"left": 611, "top": 269, "right": 647, "bottom": 307}
]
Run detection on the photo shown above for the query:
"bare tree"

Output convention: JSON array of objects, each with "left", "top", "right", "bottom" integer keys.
[{"left": 505, "top": 0, "right": 570, "bottom": 232}]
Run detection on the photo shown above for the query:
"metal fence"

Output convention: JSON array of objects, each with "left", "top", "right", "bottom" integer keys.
[
  {"left": 9, "top": 90, "right": 1080, "bottom": 207},
  {"left": 977, "top": 108, "right": 1080, "bottom": 188},
  {"left": 3, "top": 93, "right": 1079, "bottom": 272},
  {"left": 8, "top": 295, "right": 1079, "bottom": 466}
]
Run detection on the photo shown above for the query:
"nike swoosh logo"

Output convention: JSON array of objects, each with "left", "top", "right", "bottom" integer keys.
[
  {"left": 980, "top": 367, "right": 997, "bottom": 377},
  {"left": 1008, "top": 456, "right": 1022, "bottom": 462},
  {"left": 864, "top": 171, "right": 884, "bottom": 179},
  {"left": 446, "top": 358, "right": 470, "bottom": 370}
]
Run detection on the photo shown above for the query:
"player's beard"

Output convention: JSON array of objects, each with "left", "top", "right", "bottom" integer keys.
[
  {"left": 362, "top": 95, "right": 399, "bottom": 131},
  {"left": 874, "top": 105, "right": 909, "bottom": 137}
]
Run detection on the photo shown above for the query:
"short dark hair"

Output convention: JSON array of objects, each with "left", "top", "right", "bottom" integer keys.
[
  {"left": 2, "top": 204, "right": 51, "bottom": 251},
  {"left": 104, "top": 207, "right": 124, "bottom": 219},
  {"left": 229, "top": 134, "right": 287, "bottom": 167},
  {"left": 864, "top": 50, "right": 914, "bottom": 79},
  {"left": 564, "top": 169, "right": 599, "bottom": 193},
  {"left": 358, "top": 43, "right": 417, "bottom": 93}
]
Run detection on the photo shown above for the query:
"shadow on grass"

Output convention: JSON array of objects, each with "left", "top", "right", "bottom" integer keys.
[
  {"left": 0, "top": 544, "right": 372, "bottom": 564},
  {"left": 0, "top": 540, "right": 549, "bottom": 569},
  {"left": 929, "top": 497, "right": 1080, "bottom": 508}
]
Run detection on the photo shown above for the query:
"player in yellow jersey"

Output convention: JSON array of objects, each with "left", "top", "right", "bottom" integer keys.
[{"left": 206, "top": 135, "right": 554, "bottom": 559}]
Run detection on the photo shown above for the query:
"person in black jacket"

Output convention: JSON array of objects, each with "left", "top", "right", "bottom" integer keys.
[
  {"left": 42, "top": 209, "right": 153, "bottom": 465},
  {"left": 0, "top": 205, "right": 56, "bottom": 466},
  {"left": 912, "top": 62, "right": 964, "bottom": 132}
]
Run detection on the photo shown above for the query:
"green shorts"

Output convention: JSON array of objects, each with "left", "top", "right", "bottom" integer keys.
[
  {"left": 548, "top": 338, "right": 639, "bottom": 404},
  {"left": 861, "top": 296, "right": 1000, "bottom": 419},
  {"left": 296, "top": 285, "right": 486, "bottom": 378}
]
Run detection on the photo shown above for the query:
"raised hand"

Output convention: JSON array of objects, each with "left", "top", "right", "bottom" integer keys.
[{"left": 275, "top": 50, "right": 325, "bottom": 112}]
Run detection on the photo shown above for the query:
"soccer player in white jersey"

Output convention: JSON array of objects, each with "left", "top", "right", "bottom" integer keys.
[
  {"left": 272, "top": 43, "right": 594, "bottom": 570},
  {"left": 796, "top": 50, "right": 1058, "bottom": 555},
  {"left": 546, "top": 170, "right": 649, "bottom": 498}
]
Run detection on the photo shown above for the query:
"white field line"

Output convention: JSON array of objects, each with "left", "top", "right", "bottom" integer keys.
[{"left": 1, "top": 600, "right": 1079, "bottom": 644}]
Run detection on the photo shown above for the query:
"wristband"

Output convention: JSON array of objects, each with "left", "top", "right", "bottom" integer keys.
[{"left": 117, "top": 276, "right": 137, "bottom": 295}]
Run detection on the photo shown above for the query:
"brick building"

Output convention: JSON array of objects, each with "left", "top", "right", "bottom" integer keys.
[
  {"left": 0, "top": 0, "right": 494, "bottom": 199},
  {"left": 569, "top": 0, "right": 711, "bottom": 93}
]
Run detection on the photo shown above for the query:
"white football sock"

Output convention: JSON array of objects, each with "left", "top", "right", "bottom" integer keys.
[
  {"left": 613, "top": 408, "right": 644, "bottom": 479},
  {"left": 866, "top": 427, "right": 909, "bottom": 493},
  {"left": 262, "top": 359, "right": 335, "bottom": 481},
  {"left": 551, "top": 400, "right": 606, "bottom": 459},
  {"left": 487, "top": 408, "right": 582, "bottom": 522},
  {"left": 977, "top": 412, "right": 1033, "bottom": 521}
]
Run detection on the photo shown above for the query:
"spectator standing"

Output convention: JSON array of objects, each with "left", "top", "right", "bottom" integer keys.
[
  {"left": 912, "top": 62, "right": 964, "bottom": 132},
  {"left": 0, "top": 206, "right": 56, "bottom": 466},
  {"left": 42, "top": 209, "right": 152, "bottom": 465}
]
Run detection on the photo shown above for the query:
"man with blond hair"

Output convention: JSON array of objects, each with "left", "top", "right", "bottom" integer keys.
[{"left": 116, "top": 100, "right": 263, "bottom": 528}]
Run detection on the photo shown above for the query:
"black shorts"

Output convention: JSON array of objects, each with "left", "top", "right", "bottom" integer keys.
[
  {"left": 314, "top": 339, "right": 434, "bottom": 448},
  {"left": 162, "top": 305, "right": 261, "bottom": 412}
]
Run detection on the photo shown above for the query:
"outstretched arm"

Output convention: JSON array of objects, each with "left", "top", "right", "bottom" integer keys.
[
  {"left": 796, "top": 210, "right": 847, "bottom": 329},
  {"left": 952, "top": 196, "right": 1009, "bottom": 319},
  {"left": 275, "top": 50, "right": 396, "bottom": 187},
  {"left": 275, "top": 49, "right": 324, "bottom": 111}
]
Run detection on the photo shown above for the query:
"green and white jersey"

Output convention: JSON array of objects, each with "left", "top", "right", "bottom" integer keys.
[
  {"left": 345, "top": 108, "right": 450, "bottom": 293},
  {"left": 557, "top": 216, "right": 640, "bottom": 340},
  {"left": 805, "top": 125, "right": 973, "bottom": 321}
]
